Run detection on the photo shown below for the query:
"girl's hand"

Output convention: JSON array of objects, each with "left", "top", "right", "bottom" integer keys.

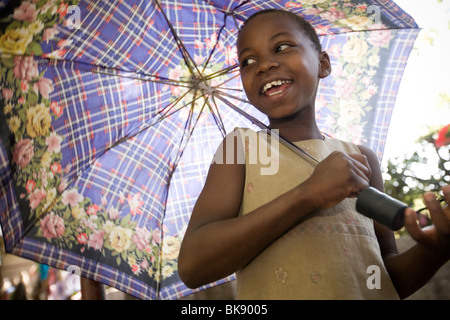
[
  {"left": 404, "top": 185, "right": 450, "bottom": 256},
  {"left": 303, "top": 151, "right": 371, "bottom": 210}
]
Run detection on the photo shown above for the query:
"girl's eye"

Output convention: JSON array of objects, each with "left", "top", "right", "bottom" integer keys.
[
  {"left": 275, "top": 44, "right": 291, "bottom": 52},
  {"left": 241, "top": 57, "right": 256, "bottom": 68}
]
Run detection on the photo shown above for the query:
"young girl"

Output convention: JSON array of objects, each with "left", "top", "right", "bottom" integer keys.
[{"left": 178, "top": 9, "right": 450, "bottom": 299}]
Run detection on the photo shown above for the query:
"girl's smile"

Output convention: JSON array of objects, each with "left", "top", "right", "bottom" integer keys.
[{"left": 260, "top": 79, "right": 294, "bottom": 105}]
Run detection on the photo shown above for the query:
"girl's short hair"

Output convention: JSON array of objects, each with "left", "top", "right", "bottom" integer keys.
[{"left": 239, "top": 9, "right": 322, "bottom": 53}]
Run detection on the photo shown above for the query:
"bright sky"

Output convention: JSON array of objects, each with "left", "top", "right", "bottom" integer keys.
[{"left": 381, "top": 0, "right": 450, "bottom": 167}]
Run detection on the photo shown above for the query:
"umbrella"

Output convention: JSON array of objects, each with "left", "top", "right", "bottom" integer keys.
[{"left": 0, "top": 0, "right": 418, "bottom": 300}]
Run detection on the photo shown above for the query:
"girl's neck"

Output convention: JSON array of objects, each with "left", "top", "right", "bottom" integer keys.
[{"left": 268, "top": 116, "right": 323, "bottom": 142}]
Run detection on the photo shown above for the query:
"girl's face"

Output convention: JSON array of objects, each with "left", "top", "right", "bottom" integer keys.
[{"left": 237, "top": 14, "right": 330, "bottom": 121}]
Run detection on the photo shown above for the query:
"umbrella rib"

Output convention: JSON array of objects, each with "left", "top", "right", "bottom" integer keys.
[
  {"left": 231, "top": 13, "right": 241, "bottom": 30},
  {"left": 214, "top": 89, "right": 250, "bottom": 105},
  {"left": 201, "top": 13, "right": 231, "bottom": 75},
  {"left": 201, "top": 1, "right": 248, "bottom": 74},
  {"left": 228, "top": 1, "right": 250, "bottom": 30},
  {"left": 153, "top": 0, "right": 201, "bottom": 76},
  {"left": 91, "top": 69, "right": 194, "bottom": 88},
  {"left": 210, "top": 71, "right": 242, "bottom": 91},
  {"left": 157, "top": 89, "right": 192, "bottom": 119},
  {"left": 317, "top": 26, "right": 420, "bottom": 37},
  {"left": 202, "top": 0, "right": 249, "bottom": 72},
  {"left": 104, "top": 90, "right": 208, "bottom": 155},
  {"left": 184, "top": 90, "right": 202, "bottom": 135},
  {"left": 104, "top": 90, "right": 195, "bottom": 152},
  {"left": 178, "top": 93, "right": 197, "bottom": 144},
  {"left": 43, "top": 57, "right": 192, "bottom": 86},
  {"left": 212, "top": 92, "right": 320, "bottom": 165},
  {"left": 83, "top": 89, "right": 207, "bottom": 160},
  {"left": 214, "top": 86, "right": 243, "bottom": 93},
  {"left": 209, "top": 96, "right": 227, "bottom": 138},
  {"left": 157, "top": 89, "right": 212, "bottom": 123},
  {"left": 169, "top": 92, "right": 208, "bottom": 177},
  {"left": 204, "top": 64, "right": 239, "bottom": 81}
]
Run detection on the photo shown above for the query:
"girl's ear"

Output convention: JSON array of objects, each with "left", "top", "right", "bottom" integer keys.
[{"left": 318, "top": 51, "right": 332, "bottom": 79}]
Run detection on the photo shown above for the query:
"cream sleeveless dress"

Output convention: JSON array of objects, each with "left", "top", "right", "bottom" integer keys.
[{"left": 234, "top": 128, "right": 399, "bottom": 299}]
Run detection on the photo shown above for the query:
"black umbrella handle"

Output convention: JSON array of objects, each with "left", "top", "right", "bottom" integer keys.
[{"left": 356, "top": 187, "right": 407, "bottom": 231}]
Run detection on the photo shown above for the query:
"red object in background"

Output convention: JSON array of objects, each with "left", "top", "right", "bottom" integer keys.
[{"left": 435, "top": 124, "right": 450, "bottom": 148}]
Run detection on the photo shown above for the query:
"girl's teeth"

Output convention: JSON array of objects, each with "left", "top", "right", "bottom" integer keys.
[
  {"left": 268, "top": 89, "right": 283, "bottom": 97},
  {"left": 262, "top": 80, "right": 291, "bottom": 94}
]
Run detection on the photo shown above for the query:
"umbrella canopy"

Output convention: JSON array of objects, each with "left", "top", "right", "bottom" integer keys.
[{"left": 0, "top": 0, "right": 418, "bottom": 299}]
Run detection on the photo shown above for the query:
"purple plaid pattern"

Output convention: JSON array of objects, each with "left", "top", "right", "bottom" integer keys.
[{"left": 0, "top": 0, "right": 418, "bottom": 299}]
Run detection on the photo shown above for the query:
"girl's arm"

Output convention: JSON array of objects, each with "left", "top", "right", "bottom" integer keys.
[
  {"left": 178, "top": 134, "right": 372, "bottom": 289},
  {"left": 359, "top": 145, "right": 450, "bottom": 299}
]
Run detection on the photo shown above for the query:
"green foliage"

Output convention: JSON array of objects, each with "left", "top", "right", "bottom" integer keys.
[{"left": 383, "top": 127, "right": 450, "bottom": 230}]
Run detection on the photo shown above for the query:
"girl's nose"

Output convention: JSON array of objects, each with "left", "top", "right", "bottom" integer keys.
[{"left": 257, "top": 56, "right": 279, "bottom": 74}]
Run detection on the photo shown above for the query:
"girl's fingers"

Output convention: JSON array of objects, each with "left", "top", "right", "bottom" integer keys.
[
  {"left": 404, "top": 208, "right": 423, "bottom": 242},
  {"left": 405, "top": 186, "right": 450, "bottom": 247},
  {"left": 425, "top": 189, "right": 450, "bottom": 235},
  {"left": 347, "top": 155, "right": 372, "bottom": 185}
]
